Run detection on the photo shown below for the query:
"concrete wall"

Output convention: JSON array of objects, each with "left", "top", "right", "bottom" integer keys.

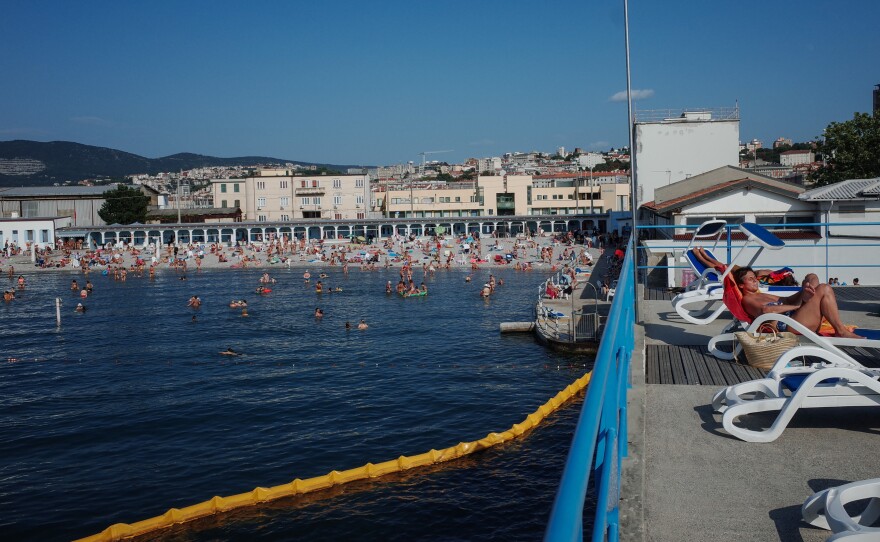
[{"left": 635, "top": 119, "right": 739, "bottom": 205}]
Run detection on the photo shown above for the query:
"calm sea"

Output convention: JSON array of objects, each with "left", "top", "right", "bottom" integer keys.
[{"left": 0, "top": 266, "right": 594, "bottom": 541}]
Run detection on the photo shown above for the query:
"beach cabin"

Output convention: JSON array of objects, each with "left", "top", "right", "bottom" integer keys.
[{"left": 639, "top": 167, "right": 880, "bottom": 286}]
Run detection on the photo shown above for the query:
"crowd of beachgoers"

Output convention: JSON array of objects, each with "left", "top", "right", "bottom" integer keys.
[
  {"left": 2, "top": 231, "right": 623, "bottom": 325},
  {"left": 1, "top": 230, "right": 620, "bottom": 276}
]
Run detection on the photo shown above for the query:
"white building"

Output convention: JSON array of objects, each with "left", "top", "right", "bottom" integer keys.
[
  {"left": 779, "top": 149, "right": 815, "bottom": 167},
  {"left": 478, "top": 157, "right": 502, "bottom": 174},
  {"left": 0, "top": 216, "right": 73, "bottom": 251},
  {"left": 641, "top": 169, "right": 880, "bottom": 286},
  {"left": 634, "top": 107, "right": 740, "bottom": 206},
  {"left": 577, "top": 153, "right": 606, "bottom": 169}
]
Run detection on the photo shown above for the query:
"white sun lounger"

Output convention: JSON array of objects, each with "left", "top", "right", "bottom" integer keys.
[
  {"left": 672, "top": 222, "right": 797, "bottom": 325},
  {"left": 711, "top": 344, "right": 880, "bottom": 442},
  {"left": 802, "top": 478, "right": 880, "bottom": 540}
]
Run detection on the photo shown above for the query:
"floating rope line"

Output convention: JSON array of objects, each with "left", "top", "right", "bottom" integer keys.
[{"left": 76, "top": 371, "right": 592, "bottom": 542}]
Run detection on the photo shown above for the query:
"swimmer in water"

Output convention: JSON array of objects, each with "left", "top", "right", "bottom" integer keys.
[
  {"left": 241, "top": 307, "right": 249, "bottom": 317},
  {"left": 357, "top": 319, "right": 368, "bottom": 330},
  {"left": 345, "top": 321, "right": 351, "bottom": 330},
  {"left": 314, "top": 307, "right": 324, "bottom": 318},
  {"left": 75, "top": 302, "right": 86, "bottom": 313},
  {"left": 303, "top": 270, "right": 311, "bottom": 282},
  {"left": 220, "top": 347, "right": 240, "bottom": 356}
]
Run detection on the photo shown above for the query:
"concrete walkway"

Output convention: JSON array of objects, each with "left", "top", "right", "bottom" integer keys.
[{"left": 621, "top": 292, "right": 880, "bottom": 542}]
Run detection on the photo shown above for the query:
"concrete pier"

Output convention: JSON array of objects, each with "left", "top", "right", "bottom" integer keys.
[{"left": 620, "top": 287, "right": 880, "bottom": 541}]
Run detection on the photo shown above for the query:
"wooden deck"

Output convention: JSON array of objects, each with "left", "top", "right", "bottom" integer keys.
[
  {"left": 647, "top": 344, "right": 880, "bottom": 386},
  {"left": 646, "top": 345, "right": 763, "bottom": 385}
]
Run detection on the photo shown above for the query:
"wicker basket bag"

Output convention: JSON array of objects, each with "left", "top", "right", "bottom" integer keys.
[{"left": 734, "top": 325, "right": 798, "bottom": 370}]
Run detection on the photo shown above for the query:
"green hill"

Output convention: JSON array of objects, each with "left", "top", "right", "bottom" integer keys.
[{"left": 0, "top": 140, "right": 362, "bottom": 186}]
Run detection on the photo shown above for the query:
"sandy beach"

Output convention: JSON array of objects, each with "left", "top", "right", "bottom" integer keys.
[{"left": 1, "top": 234, "right": 602, "bottom": 277}]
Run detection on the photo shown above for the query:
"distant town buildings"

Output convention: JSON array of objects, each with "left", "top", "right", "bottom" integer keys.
[{"left": 772, "top": 137, "right": 793, "bottom": 149}]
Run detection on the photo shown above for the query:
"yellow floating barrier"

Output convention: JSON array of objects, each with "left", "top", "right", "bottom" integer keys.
[{"left": 77, "top": 371, "right": 592, "bottom": 541}]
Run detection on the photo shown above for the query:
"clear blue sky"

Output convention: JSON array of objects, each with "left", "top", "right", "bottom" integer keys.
[{"left": 2, "top": 0, "right": 878, "bottom": 166}]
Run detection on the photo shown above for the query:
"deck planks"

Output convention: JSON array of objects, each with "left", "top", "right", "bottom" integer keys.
[{"left": 646, "top": 344, "right": 767, "bottom": 386}]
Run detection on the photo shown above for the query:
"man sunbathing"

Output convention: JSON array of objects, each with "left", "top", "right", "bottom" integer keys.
[{"left": 733, "top": 266, "right": 863, "bottom": 339}]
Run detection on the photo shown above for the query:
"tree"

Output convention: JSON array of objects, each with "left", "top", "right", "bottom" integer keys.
[
  {"left": 811, "top": 112, "right": 880, "bottom": 186},
  {"left": 98, "top": 185, "right": 150, "bottom": 224}
]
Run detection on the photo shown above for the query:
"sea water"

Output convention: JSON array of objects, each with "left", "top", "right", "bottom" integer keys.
[{"left": 0, "top": 266, "right": 594, "bottom": 541}]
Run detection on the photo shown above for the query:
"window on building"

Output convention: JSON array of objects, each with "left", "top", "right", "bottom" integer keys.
[
  {"left": 281, "top": 214, "right": 290, "bottom": 221},
  {"left": 221, "top": 199, "right": 228, "bottom": 208},
  {"left": 258, "top": 214, "right": 267, "bottom": 222},
  {"left": 356, "top": 195, "right": 364, "bottom": 204},
  {"left": 280, "top": 180, "right": 288, "bottom": 189},
  {"left": 312, "top": 180, "right": 318, "bottom": 187},
  {"left": 334, "top": 213, "right": 342, "bottom": 220},
  {"left": 334, "top": 196, "right": 342, "bottom": 205},
  {"left": 301, "top": 180, "right": 308, "bottom": 188},
  {"left": 355, "top": 179, "right": 364, "bottom": 188},
  {"left": 41, "top": 229, "right": 49, "bottom": 243},
  {"left": 257, "top": 181, "right": 266, "bottom": 190},
  {"left": 301, "top": 197, "right": 310, "bottom": 205},
  {"left": 257, "top": 197, "right": 266, "bottom": 207},
  {"left": 280, "top": 197, "right": 290, "bottom": 207},
  {"left": 221, "top": 184, "right": 227, "bottom": 193},
  {"left": 333, "top": 179, "right": 341, "bottom": 188},
  {"left": 455, "top": 196, "right": 461, "bottom": 202},
  {"left": 234, "top": 199, "right": 241, "bottom": 208},
  {"left": 22, "top": 201, "right": 38, "bottom": 217},
  {"left": 357, "top": 212, "right": 365, "bottom": 219},
  {"left": 26, "top": 230, "right": 34, "bottom": 242},
  {"left": 233, "top": 184, "right": 240, "bottom": 193},
  {"left": 313, "top": 197, "right": 321, "bottom": 205}
]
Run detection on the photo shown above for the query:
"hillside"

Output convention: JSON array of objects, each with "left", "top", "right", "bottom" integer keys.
[{"left": 0, "top": 140, "right": 361, "bottom": 186}]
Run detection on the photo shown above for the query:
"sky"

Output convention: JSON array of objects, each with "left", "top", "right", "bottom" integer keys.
[{"left": 1, "top": 0, "right": 879, "bottom": 167}]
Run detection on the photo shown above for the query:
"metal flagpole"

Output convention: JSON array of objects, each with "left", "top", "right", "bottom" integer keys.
[{"left": 624, "top": 0, "right": 640, "bottom": 319}]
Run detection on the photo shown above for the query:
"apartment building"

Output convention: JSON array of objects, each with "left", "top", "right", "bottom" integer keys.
[
  {"left": 779, "top": 149, "right": 815, "bottom": 167},
  {"left": 210, "top": 173, "right": 370, "bottom": 222},
  {"left": 377, "top": 174, "right": 630, "bottom": 218}
]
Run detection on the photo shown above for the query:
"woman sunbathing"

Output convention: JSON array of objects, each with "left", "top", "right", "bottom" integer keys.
[{"left": 733, "top": 266, "right": 862, "bottom": 339}]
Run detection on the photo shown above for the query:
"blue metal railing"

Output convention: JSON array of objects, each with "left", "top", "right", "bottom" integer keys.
[
  {"left": 638, "top": 221, "right": 880, "bottom": 284},
  {"left": 544, "top": 247, "right": 634, "bottom": 542}
]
